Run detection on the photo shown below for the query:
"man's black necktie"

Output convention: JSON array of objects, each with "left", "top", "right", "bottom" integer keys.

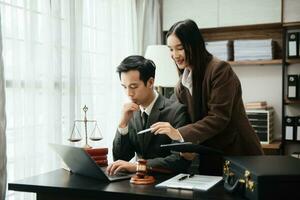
[{"left": 142, "top": 112, "right": 148, "bottom": 129}]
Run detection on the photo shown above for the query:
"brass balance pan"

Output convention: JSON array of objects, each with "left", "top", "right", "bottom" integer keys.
[
  {"left": 68, "top": 138, "right": 82, "bottom": 142},
  {"left": 89, "top": 137, "right": 103, "bottom": 141}
]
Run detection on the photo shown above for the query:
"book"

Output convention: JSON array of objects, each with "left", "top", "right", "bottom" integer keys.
[
  {"left": 91, "top": 155, "right": 107, "bottom": 161},
  {"left": 95, "top": 160, "right": 108, "bottom": 166},
  {"left": 155, "top": 173, "right": 222, "bottom": 191},
  {"left": 85, "top": 148, "right": 108, "bottom": 156},
  {"left": 245, "top": 105, "right": 269, "bottom": 110},
  {"left": 245, "top": 101, "right": 271, "bottom": 110},
  {"left": 245, "top": 101, "right": 267, "bottom": 106}
]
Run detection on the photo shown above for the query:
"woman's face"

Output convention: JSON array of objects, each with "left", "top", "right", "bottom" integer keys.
[{"left": 167, "top": 33, "right": 189, "bottom": 69}]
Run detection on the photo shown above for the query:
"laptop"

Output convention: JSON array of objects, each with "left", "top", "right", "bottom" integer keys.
[{"left": 49, "top": 143, "right": 133, "bottom": 181}]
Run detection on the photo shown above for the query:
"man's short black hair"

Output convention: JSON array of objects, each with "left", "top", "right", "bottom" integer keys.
[{"left": 116, "top": 55, "right": 156, "bottom": 85}]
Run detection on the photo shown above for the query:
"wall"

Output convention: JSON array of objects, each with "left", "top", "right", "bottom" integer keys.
[
  {"left": 162, "top": 0, "right": 283, "bottom": 139},
  {"left": 163, "top": 0, "right": 281, "bottom": 30},
  {"left": 232, "top": 65, "right": 282, "bottom": 139},
  {"left": 283, "top": 0, "right": 300, "bottom": 23}
]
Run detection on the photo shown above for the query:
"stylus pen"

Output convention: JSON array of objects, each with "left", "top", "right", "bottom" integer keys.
[
  {"left": 188, "top": 173, "right": 195, "bottom": 178},
  {"left": 178, "top": 175, "right": 188, "bottom": 181},
  {"left": 178, "top": 173, "right": 194, "bottom": 181},
  {"left": 137, "top": 128, "right": 152, "bottom": 135}
]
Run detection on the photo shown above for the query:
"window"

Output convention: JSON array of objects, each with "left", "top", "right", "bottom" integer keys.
[{"left": 1, "top": 0, "right": 136, "bottom": 199}]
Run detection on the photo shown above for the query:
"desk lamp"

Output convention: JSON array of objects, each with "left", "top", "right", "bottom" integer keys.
[{"left": 144, "top": 45, "right": 178, "bottom": 88}]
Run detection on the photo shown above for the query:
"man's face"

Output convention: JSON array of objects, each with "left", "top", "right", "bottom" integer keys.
[{"left": 120, "top": 70, "right": 153, "bottom": 105}]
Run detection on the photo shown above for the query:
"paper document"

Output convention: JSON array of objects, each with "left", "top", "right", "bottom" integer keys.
[{"left": 156, "top": 173, "right": 222, "bottom": 191}]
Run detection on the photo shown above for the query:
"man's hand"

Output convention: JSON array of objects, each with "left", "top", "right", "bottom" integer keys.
[
  {"left": 119, "top": 102, "right": 139, "bottom": 128},
  {"left": 150, "top": 122, "right": 182, "bottom": 141},
  {"left": 106, "top": 160, "right": 137, "bottom": 175}
]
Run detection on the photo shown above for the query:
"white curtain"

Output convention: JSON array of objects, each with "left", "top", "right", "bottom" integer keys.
[
  {"left": 71, "top": 0, "right": 138, "bottom": 158},
  {"left": 1, "top": 0, "right": 138, "bottom": 199},
  {"left": 0, "top": 11, "right": 7, "bottom": 200},
  {"left": 1, "top": 1, "right": 70, "bottom": 199},
  {"left": 136, "top": 0, "right": 162, "bottom": 54}
]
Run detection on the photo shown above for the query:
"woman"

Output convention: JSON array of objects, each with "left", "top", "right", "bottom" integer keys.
[{"left": 151, "top": 19, "right": 263, "bottom": 175}]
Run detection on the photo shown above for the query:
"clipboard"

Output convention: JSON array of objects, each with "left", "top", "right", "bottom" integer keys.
[{"left": 160, "top": 142, "right": 223, "bottom": 155}]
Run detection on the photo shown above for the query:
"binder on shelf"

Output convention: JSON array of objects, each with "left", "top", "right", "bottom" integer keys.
[
  {"left": 285, "top": 116, "right": 295, "bottom": 141},
  {"left": 287, "top": 32, "right": 299, "bottom": 58},
  {"left": 287, "top": 75, "right": 298, "bottom": 99},
  {"left": 296, "top": 117, "right": 300, "bottom": 141}
]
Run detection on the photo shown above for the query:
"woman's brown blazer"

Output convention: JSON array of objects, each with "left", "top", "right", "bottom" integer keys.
[{"left": 176, "top": 57, "right": 263, "bottom": 159}]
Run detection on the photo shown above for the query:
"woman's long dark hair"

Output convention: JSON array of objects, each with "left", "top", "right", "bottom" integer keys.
[{"left": 166, "top": 19, "right": 212, "bottom": 121}]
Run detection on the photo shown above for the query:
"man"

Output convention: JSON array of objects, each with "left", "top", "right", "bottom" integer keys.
[{"left": 107, "top": 55, "right": 190, "bottom": 175}]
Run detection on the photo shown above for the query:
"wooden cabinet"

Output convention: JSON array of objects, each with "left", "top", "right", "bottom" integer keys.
[{"left": 262, "top": 140, "right": 282, "bottom": 155}]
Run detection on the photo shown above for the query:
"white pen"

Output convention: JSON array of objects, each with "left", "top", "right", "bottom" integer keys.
[{"left": 137, "top": 128, "right": 152, "bottom": 135}]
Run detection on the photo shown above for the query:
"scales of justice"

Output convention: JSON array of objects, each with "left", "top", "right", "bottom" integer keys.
[{"left": 68, "top": 105, "right": 103, "bottom": 148}]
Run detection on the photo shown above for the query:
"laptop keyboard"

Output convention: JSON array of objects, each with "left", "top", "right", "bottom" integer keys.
[
  {"left": 108, "top": 171, "right": 130, "bottom": 178},
  {"left": 101, "top": 167, "right": 131, "bottom": 178}
]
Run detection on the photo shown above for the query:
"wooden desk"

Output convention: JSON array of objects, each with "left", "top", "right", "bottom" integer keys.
[{"left": 8, "top": 169, "right": 244, "bottom": 200}]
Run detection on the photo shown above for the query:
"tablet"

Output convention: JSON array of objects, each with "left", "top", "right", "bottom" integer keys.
[{"left": 160, "top": 142, "right": 223, "bottom": 155}]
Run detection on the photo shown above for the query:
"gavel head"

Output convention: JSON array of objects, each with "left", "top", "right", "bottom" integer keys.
[{"left": 136, "top": 159, "right": 147, "bottom": 178}]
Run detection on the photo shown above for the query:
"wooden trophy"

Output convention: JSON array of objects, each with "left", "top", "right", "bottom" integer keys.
[{"left": 130, "top": 159, "right": 155, "bottom": 185}]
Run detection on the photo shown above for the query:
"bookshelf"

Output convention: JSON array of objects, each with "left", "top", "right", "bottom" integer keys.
[
  {"left": 284, "top": 98, "right": 300, "bottom": 105},
  {"left": 161, "top": 22, "right": 300, "bottom": 155},
  {"left": 163, "top": 23, "right": 283, "bottom": 65},
  {"left": 282, "top": 22, "right": 300, "bottom": 154},
  {"left": 201, "top": 23, "right": 283, "bottom": 63},
  {"left": 286, "top": 58, "right": 300, "bottom": 64},
  {"left": 202, "top": 23, "right": 284, "bottom": 153},
  {"left": 229, "top": 59, "right": 282, "bottom": 66}
]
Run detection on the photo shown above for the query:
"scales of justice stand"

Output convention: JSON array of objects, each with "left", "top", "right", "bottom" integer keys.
[
  {"left": 68, "top": 106, "right": 154, "bottom": 185},
  {"left": 68, "top": 105, "right": 103, "bottom": 148}
]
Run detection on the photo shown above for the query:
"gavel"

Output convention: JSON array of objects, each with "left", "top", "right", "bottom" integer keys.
[
  {"left": 136, "top": 159, "right": 147, "bottom": 178},
  {"left": 130, "top": 159, "right": 155, "bottom": 185}
]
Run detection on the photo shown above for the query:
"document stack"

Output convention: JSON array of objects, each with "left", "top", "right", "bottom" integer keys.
[
  {"left": 245, "top": 102, "right": 274, "bottom": 144},
  {"left": 85, "top": 148, "right": 108, "bottom": 167},
  {"left": 233, "top": 39, "right": 274, "bottom": 61},
  {"left": 205, "top": 40, "right": 233, "bottom": 61}
]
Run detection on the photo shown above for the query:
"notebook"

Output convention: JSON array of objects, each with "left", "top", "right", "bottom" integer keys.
[{"left": 49, "top": 143, "right": 133, "bottom": 181}]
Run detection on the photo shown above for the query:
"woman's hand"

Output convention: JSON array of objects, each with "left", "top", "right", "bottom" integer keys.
[{"left": 150, "top": 122, "right": 182, "bottom": 141}]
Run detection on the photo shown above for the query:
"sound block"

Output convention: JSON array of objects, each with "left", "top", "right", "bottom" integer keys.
[{"left": 130, "top": 175, "right": 155, "bottom": 185}]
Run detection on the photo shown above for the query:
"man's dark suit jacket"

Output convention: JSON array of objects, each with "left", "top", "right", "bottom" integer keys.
[{"left": 113, "top": 94, "right": 191, "bottom": 173}]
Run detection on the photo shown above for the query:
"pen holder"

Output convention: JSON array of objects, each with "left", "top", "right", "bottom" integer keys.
[{"left": 130, "top": 159, "right": 155, "bottom": 185}]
